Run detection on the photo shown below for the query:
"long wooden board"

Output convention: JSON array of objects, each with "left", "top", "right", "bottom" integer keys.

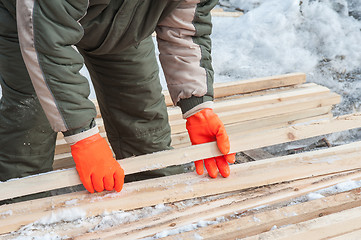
[
  {"left": 163, "top": 83, "right": 329, "bottom": 122},
  {"left": 1, "top": 112, "right": 360, "bottom": 201},
  {"left": 170, "top": 92, "right": 340, "bottom": 134},
  {"left": 54, "top": 105, "right": 332, "bottom": 156},
  {"left": 53, "top": 111, "right": 332, "bottom": 170}
]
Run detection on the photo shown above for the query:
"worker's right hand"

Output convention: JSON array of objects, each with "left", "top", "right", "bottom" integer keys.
[
  {"left": 186, "top": 108, "right": 236, "bottom": 178},
  {"left": 71, "top": 133, "right": 124, "bottom": 193}
]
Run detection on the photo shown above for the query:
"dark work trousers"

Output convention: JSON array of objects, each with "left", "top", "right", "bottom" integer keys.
[{"left": 0, "top": 0, "right": 185, "bottom": 186}]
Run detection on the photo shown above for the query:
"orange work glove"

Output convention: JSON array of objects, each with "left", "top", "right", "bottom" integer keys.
[
  {"left": 186, "top": 108, "right": 236, "bottom": 178},
  {"left": 71, "top": 133, "right": 124, "bottom": 193}
]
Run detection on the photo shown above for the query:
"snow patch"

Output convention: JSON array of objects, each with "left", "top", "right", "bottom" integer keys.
[
  {"left": 37, "top": 208, "right": 86, "bottom": 225},
  {"left": 317, "top": 180, "right": 361, "bottom": 195},
  {"left": 11, "top": 233, "right": 64, "bottom": 240},
  {"left": 0, "top": 210, "right": 13, "bottom": 219},
  {"left": 142, "top": 220, "right": 220, "bottom": 240},
  {"left": 306, "top": 192, "right": 325, "bottom": 201},
  {"left": 213, "top": 0, "right": 361, "bottom": 82},
  {"left": 253, "top": 216, "right": 261, "bottom": 222},
  {"left": 65, "top": 199, "right": 78, "bottom": 206}
]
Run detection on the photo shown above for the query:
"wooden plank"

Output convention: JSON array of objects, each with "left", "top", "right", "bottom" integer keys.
[
  {"left": 163, "top": 72, "right": 306, "bottom": 107},
  {"left": 53, "top": 153, "right": 74, "bottom": 170},
  {"left": 243, "top": 205, "right": 361, "bottom": 240},
  {"left": 211, "top": 8, "right": 244, "bottom": 17},
  {"left": 211, "top": 11, "right": 244, "bottom": 17},
  {"left": 170, "top": 92, "right": 340, "bottom": 134},
  {"left": 53, "top": 111, "right": 332, "bottom": 170},
  {"left": 52, "top": 111, "right": 332, "bottom": 170},
  {"left": 77, "top": 172, "right": 361, "bottom": 240},
  {"left": 54, "top": 105, "right": 332, "bottom": 158},
  {"left": 1, "top": 142, "right": 361, "bottom": 234},
  {"left": 171, "top": 112, "right": 333, "bottom": 149},
  {"left": 1, "top": 112, "right": 360, "bottom": 201},
  {"left": 162, "top": 188, "right": 361, "bottom": 240},
  {"left": 166, "top": 82, "right": 328, "bottom": 122}
]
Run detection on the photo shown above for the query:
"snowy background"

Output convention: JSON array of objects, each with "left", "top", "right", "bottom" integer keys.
[
  {"left": 211, "top": 0, "right": 361, "bottom": 147},
  {"left": 213, "top": 0, "right": 361, "bottom": 117},
  {"left": 1, "top": 0, "right": 360, "bottom": 144}
]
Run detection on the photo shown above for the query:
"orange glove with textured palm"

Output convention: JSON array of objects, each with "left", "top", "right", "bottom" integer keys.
[
  {"left": 71, "top": 133, "right": 124, "bottom": 193},
  {"left": 186, "top": 108, "right": 236, "bottom": 178}
]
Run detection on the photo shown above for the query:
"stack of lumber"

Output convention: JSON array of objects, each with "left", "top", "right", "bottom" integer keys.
[
  {"left": 2, "top": 73, "right": 361, "bottom": 239},
  {"left": 53, "top": 72, "right": 339, "bottom": 170}
]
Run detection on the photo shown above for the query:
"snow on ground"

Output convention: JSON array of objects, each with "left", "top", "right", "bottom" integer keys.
[
  {"left": 214, "top": 0, "right": 361, "bottom": 146},
  {"left": 214, "top": 0, "right": 361, "bottom": 114}
]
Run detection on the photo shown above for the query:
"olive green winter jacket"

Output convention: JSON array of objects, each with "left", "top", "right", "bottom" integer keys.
[{"left": 11, "top": 0, "right": 217, "bottom": 141}]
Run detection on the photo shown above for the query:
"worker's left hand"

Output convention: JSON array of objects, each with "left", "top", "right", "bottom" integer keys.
[
  {"left": 186, "top": 108, "right": 236, "bottom": 178},
  {"left": 71, "top": 133, "right": 124, "bottom": 193}
]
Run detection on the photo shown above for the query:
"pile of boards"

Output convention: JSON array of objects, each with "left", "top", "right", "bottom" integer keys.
[
  {"left": 1, "top": 72, "right": 361, "bottom": 239},
  {"left": 53, "top": 72, "right": 339, "bottom": 170}
]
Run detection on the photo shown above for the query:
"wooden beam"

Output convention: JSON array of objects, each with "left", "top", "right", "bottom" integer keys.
[
  {"left": 1, "top": 112, "right": 360, "bottom": 201},
  {"left": 164, "top": 72, "right": 306, "bottom": 107},
  {"left": 1, "top": 141, "right": 361, "bottom": 234},
  {"left": 167, "top": 82, "right": 329, "bottom": 121},
  {"left": 211, "top": 8, "right": 244, "bottom": 17},
  {"left": 54, "top": 105, "right": 332, "bottom": 157},
  {"left": 52, "top": 111, "right": 332, "bottom": 170},
  {"left": 53, "top": 110, "right": 332, "bottom": 170},
  {"left": 170, "top": 92, "right": 340, "bottom": 134},
  {"left": 172, "top": 110, "right": 333, "bottom": 148}
]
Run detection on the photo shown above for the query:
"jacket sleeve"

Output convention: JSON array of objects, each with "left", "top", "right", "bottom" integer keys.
[
  {"left": 156, "top": 0, "right": 218, "bottom": 118},
  {"left": 17, "top": 0, "right": 97, "bottom": 142}
]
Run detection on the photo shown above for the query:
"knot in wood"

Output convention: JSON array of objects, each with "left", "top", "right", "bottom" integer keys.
[{"left": 287, "top": 132, "right": 296, "bottom": 140}]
